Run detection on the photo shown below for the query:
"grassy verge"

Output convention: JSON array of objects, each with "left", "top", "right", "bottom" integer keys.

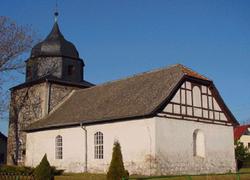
[
  {"left": 239, "top": 167, "right": 250, "bottom": 173},
  {"left": 55, "top": 173, "right": 106, "bottom": 180},
  {"left": 55, "top": 171, "right": 250, "bottom": 180},
  {"left": 130, "top": 174, "right": 250, "bottom": 180}
]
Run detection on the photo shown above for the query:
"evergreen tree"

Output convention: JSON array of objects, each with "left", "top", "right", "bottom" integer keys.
[
  {"left": 107, "top": 141, "right": 129, "bottom": 180},
  {"left": 34, "top": 154, "right": 53, "bottom": 180}
]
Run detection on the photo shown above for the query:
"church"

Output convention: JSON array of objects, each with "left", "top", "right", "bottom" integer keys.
[{"left": 7, "top": 15, "right": 238, "bottom": 175}]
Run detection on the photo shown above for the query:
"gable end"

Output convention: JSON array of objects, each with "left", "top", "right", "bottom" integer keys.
[{"left": 155, "top": 76, "right": 238, "bottom": 126}]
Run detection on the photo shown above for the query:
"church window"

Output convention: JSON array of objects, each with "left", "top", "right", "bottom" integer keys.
[
  {"left": 193, "top": 129, "right": 205, "bottom": 158},
  {"left": 68, "top": 65, "right": 74, "bottom": 76},
  {"left": 55, "top": 135, "right": 63, "bottom": 159},
  {"left": 94, "top": 132, "right": 103, "bottom": 159}
]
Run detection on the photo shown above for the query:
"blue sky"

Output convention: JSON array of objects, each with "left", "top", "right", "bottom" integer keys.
[{"left": 1, "top": 0, "right": 250, "bottom": 135}]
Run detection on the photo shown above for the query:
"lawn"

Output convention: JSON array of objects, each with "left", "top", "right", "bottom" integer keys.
[
  {"left": 55, "top": 173, "right": 107, "bottom": 180},
  {"left": 54, "top": 172, "right": 250, "bottom": 180},
  {"left": 1, "top": 173, "right": 248, "bottom": 180},
  {"left": 239, "top": 167, "right": 250, "bottom": 173},
  {"left": 129, "top": 173, "right": 250, "bottom": 180}
]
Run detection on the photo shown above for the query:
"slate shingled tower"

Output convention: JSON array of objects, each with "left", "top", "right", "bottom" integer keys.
[
  {"left": 27, "top": 22, "right": 84, "bottom": 83},
  {"left": 7, "top": 17, "right": 93, "bottom": 165}
]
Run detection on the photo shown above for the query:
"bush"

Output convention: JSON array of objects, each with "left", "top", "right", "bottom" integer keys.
[
  {"left": 0, "top": 165, "right": 34, "bottom": 174},
  {"left": 34, "top": 154, "right": 53, "bottom": 180},
  {"left": 235, "top": 140, "right": 250, "bottom": 170},
  {"left": 107, "top": 141, "right": 129, "bottom": 180},
  {"left": 51, "top": 166, "right": 64, "bottom": 176}
]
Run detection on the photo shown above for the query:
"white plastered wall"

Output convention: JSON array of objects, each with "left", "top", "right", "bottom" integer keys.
[
  {"left": 25, "top": 118, "right": 156, "bottom": 174},
  {"left": 25, "top": 127, "right": 86, "bottom": 172},
  {"left": 25, "top": 116, "right": 236, "bottom": 175},
  {"left": 155, "top": 117, "right": 236, "bottom": 175},
  {"left": 86, "top": 118, "right": 155, "bottom": 174}
]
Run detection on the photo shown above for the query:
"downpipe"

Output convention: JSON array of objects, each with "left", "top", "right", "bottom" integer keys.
[{"left": 80, "top": 122, "right": 88, "bottom": 172}]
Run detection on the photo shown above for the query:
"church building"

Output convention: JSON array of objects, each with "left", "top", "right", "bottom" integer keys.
[{"left": 8, "top": 15, "right": 238, "bottom": 175}]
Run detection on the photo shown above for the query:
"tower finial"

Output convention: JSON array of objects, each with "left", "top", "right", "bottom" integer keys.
[
  {"left": 54, "top": 11, "right": 59, "bottom": 22},
  {"left": 54, "top": 0, "right": 59, "bottom": 22}
]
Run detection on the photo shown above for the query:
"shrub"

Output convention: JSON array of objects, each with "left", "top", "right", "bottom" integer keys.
[
  {"left": 0, "top": 165, "right": 34, "bottom": 174},
  {"left": 51, "top": 166, "right": 64, "bottom": 176},
  {"left": 34, "top": 154, "right": 53, "bottom": 180},
  {"left": 235, "top": 140, "right": 250, "bottom": 170},
  {"left": 107, "top": 141, "right": 129, "bottom": 180}
]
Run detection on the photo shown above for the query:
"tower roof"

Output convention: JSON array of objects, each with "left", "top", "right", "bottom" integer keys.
[{"left": 31, "top": 22, "right": 79, "bottom": 59}]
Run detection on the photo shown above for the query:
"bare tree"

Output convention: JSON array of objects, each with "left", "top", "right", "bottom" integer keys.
[
  {"left": 0, "top": 16, "right": 35, "bottom": 72},
  {"left": 0, "top": 16, "right": 37, "bottom": 119}
]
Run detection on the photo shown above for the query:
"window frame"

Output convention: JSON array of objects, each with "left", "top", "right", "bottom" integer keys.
[
  {"left": 94, "top": 132, "right": 104, "bottom": 159},
  {"left": 55, "top": 135, "right": 63, "bottom": 159}
]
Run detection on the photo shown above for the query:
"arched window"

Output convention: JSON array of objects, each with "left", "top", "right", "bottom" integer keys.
[
  {"left": 193, "top": 129, "right": 205, "bottom": 158},
  {"left": 94, "top": 132, "right": 103, "bottom": 159},
  {"left": 193, "top": 86, "right": 201, "bottom": 107},
  {"left": 55, "top": 135, "right": 63, "bottom": 159}
]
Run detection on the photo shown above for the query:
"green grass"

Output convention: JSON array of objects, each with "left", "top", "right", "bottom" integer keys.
[
  {"left": 55, "top": 173, "right": 106, "bottom": 180},
  {"left": 129, "top": 174, "right": 250, "bottom": 180},
  {"left": 54, "top": 172, "right": 250, "bottom": 180},
  {"left": 239, "top": 167, "right": 250, "bottom": 173}
]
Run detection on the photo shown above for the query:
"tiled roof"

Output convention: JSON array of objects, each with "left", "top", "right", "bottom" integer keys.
[
  {"left": 31, "top": 22, "right": 79, "bottom": 59},
  {"left": 10, "top": 75, "right": 94, "bottom": 91},
  {"left": 180, "top": 65, "right": 209, "bottom": 81},
  {"left": 234, "top": 125, "right": 250, "bottom": 140},
  {"left": 25, "top": 64, "right": 237, "bottom": 131}
]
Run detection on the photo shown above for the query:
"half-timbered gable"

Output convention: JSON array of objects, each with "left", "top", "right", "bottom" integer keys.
[{"left": 159, "top": 80, "right": 232, "bottom": 126}]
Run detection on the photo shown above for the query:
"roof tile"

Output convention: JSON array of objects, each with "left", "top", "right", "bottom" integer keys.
[{"left": 26, "top": 64, "right": 234, "bottom": 131}]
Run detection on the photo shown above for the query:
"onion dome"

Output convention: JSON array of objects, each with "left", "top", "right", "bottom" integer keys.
[{"left": 31, "top": 22, "right": 79, "bottom": 59}]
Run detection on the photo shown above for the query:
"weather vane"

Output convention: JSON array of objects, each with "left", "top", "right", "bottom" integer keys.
[{"left": 54, "top": 0, "right": 59, "bottom": 22}]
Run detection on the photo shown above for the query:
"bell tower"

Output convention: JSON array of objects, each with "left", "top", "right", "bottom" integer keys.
[
  {"left": 7, "top": 13, "right": 93, "bottom": 165},
  {"left": 26, "top": 14, "right": 84, "bottom": 83}
]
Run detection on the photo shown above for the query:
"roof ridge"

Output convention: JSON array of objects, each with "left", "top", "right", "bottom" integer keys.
[
  {"left": 177, "top": 64, "right": 210, "bottom": 81},
  {"left": 76, "top": 63, "right": 211, "bottom": 94},
  {"left": 77, "top": 64, "right": 181, "bottom": 93},
  {"left": 102, "top": 64, "right": 177, "bottom": 83}
]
